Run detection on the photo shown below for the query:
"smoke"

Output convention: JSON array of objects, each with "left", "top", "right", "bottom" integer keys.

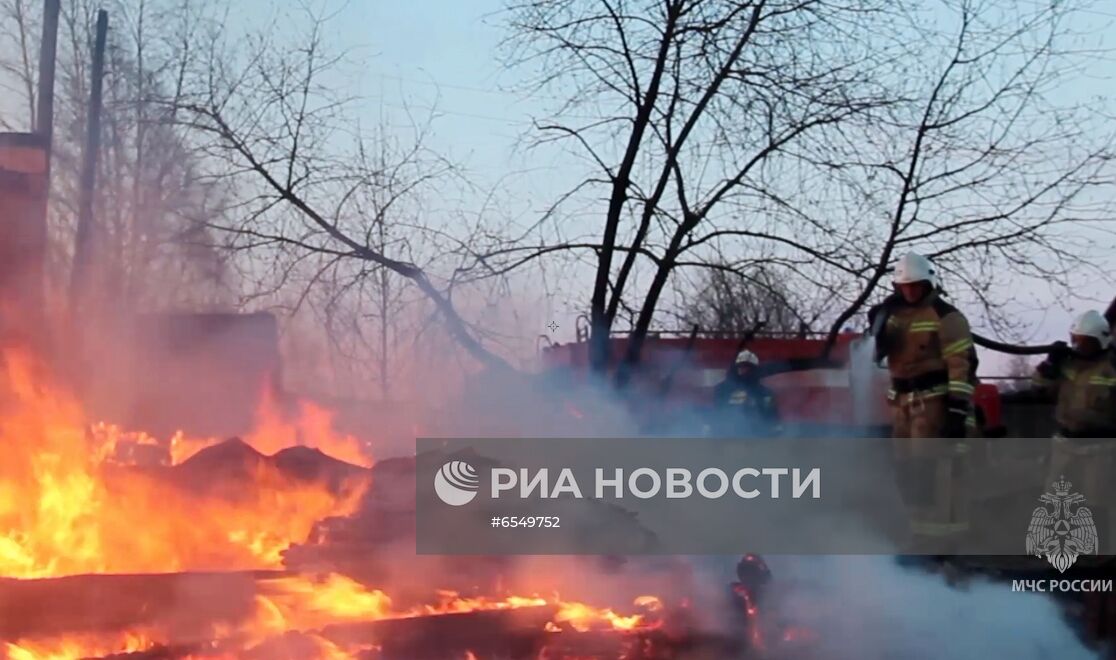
[
  {"left": 759, "top": 555, "right": 1100, "bottom": 659},
  {"left": 848, "top": 336, "right": 886, "bottom": 426},
  {"left": 2, "top": 225, "right": 1102, "bottom": 658},
  {"left": 376, "top": 551, "right": 1106, "bottom": 660}
]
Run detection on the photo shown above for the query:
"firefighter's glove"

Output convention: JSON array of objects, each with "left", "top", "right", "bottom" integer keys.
[
  {"left": 866, "top": 294, "right": 903, "bottom": 331},
  {"left": 1036, "top": 358, "right": 1059, "bottom": 380},
  {"left": 866, "top": 302, "right": 884, "bottom": 328},
  {"left": 943, "top": 399, "right": 969, "bottom": 438},
  {"left": 867, "top": 293, "right": 904, "bottom": 361},
  {"left": 1037, "top": 341, "right": 1071, "bottom": 380}
]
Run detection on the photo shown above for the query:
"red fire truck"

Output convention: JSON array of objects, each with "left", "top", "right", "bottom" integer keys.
[{"left": 540, "top": 328, "right": 1004, "bottom": 435}]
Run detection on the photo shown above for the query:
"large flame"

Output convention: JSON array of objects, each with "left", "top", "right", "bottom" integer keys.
[
  {"left": 167, "top": 388, "right": 373, "bottom": 468},
  {"left": 0, "top": 345, "right": 667, "bottom": 660},
  {"left": 0, "top": 348, "right": 367, "bottom": 578}
]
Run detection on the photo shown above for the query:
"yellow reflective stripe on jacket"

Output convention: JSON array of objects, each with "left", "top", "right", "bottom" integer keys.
[
  {"left": 948, "top": 381, "right": 975, "bottom": 395},
  {"left": 942, "top": 338, "right": 974, "bottom": 357},
  {"left": 1088, "top": 376, "right": 1116, "bottom": 386},
  {"left": 908, "top": 321, "right": 940, "bottom": 333}
]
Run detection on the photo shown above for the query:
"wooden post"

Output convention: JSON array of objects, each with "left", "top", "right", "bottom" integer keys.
[
  {"left": 71, "top": 9, "right": 109, "bottom": 309},
  {"left": 34, "top": 0, "right": 61, "bottom": 146}
]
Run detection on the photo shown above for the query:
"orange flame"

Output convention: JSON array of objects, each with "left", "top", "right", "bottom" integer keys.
[
  {"left": 166, "top": 388, "right": 373, "bottom": 468},
  {"left": 0, "top": 348, "right": 367, "bottom": 578},
  {"left": 3, "top": 573, "right": 662, "bottom": 659},
  {"left": 0, "top": 345, "right": 663, "bottom": 660},
  {"left": 4, "top": 631, "right": 155, "bottom": 660}
]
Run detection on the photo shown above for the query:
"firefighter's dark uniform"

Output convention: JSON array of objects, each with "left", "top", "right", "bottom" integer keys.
[
  {"left": 712, "top": 374, "right": 781, "bottom": 438},
  {"left": 1033, "top": 349, "right": 1116, "bottom": 551},
  {"left": 873, "top": 291, "right": 978, "bottom": 551}
]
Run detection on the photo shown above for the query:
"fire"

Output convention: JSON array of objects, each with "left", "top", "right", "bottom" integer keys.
[
  {"left": 553, "top": 595, "right": 661, "bottom": 632},
  {"left": 168, "top": 388, "right": 373, "bottom": 468},
  {"left": 250, "top": 574, "right": 659, "bottom": 635},
  {"left": 249, "top": 393, "right": 372, "bottom": 469},
  {"left": 0, "top": 348, "right": 367, "bottom": 578},
  {"left": 4, "top": 631, "right": 155, "bottom": 660},
  {"left": 3, "top": 575, "right": 663, "bottom": 659},
  {"left": 253, "top": 573, "right": 395, "bottom": 634},
  {"left": 0, "top": 343, "right": 670, "bottom": 660}
]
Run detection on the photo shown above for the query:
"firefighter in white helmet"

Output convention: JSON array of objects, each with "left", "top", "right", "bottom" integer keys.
[
  {"left": 710, "top": 349, "right": 781, "bottom": 438},
  {"left": 865, "top": 252, "right": 978, "bottom": 552},
  {"left": 1033, "top": 310, "right": 1116, "bottom": 550}
]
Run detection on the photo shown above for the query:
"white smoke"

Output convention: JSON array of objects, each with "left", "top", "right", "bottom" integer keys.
[
  {"left": 848, "top": 336, "right": 887, "bottom": 427},
  {"left": 761, "top": 555, "right": 1099, "bottom": 659}
]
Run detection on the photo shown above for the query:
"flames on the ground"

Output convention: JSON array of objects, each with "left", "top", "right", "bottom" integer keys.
[
  {"left": 4, "top": 631, "right": 160, "bottom": 660},
  {"left": 0, "top": 348, "right": 666, "bottom": 659},
  {"left": 0, "top": 347, "right": 368, "bottom": 578},
  {"left": 3, "top": 574, "right": 665, "bottom": 658}
]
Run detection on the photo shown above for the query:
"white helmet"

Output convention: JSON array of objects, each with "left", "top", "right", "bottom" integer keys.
[
  {"left": 1070, "top": 310, "right": 1112, "bottom": 349},
  {"left": 735, "top": 349, "right": 759, "bottom": 366},
  {"left": 892, "top": 253, "right": 935, "bottom": 286}
]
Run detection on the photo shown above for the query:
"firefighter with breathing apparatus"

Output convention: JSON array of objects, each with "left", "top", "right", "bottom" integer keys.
[
  {"left": 1032, "top": 309, "right": 1116, "bottom": 551},
  {"left": 866, "top": 253, "right": 978, "bottom": 552},
  {"left": 710, "top": 349, "right": 781, "bottom": 438}
]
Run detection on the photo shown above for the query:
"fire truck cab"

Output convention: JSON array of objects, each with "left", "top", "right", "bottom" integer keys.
[{"left": 540, "top": 330, "right": 1004, "bottom": 436}]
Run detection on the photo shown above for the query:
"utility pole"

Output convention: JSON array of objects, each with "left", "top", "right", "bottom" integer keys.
[
  {"left": 35, "top": 0, "right": 61, "bottom": 146},
  {"left": 71, "top": 9, "right": 109, "bottom": 310}
]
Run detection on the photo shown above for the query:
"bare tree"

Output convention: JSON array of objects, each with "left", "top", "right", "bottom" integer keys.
[
  {"left": 818, "top": 0, "right": 1115, "bottom": 352},
  {"left": 493, "top": 0, "right": 901, "bottom": 379},
  {"left": 492, "top": 0, "right": 1113, "bottom": 378},
  {"left": 291, "top": 126, "right": 444, "bottom": 400},
  {"left": 673, "top": 265, "right": 808, "bottom": 335},
  {"left": 165, "top": 5, "right": 517, "bottom": 378},
  {"left": 0, "top": 0, "right": 235, "bottom": 311},
  {"left": 0, "top": 0, "right": 39, "bottom": 129}
]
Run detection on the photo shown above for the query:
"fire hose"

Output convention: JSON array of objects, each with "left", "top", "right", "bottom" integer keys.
[
  {"left": 967, "top": 295, "right": 1116, "bottom": 356},
  {"left": 653, "top": 298, "right": 1113, "bottom": 386},
  {"left": 972, "top": 333, "right": 1061, "bottom": 356},
  {"left": 868, "top": 292, "right": 1116, "bottom": 359}
]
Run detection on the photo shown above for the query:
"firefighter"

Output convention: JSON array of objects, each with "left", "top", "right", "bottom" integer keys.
[
  {"left": 1033, "top": 310, "right": 1116, "bottom": 552},
  {"left": 866, "top": 252, "right": 978, "bottom": 553},
  {"left": 711, "top": 349, "right": 781, "bottom": 438}
]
